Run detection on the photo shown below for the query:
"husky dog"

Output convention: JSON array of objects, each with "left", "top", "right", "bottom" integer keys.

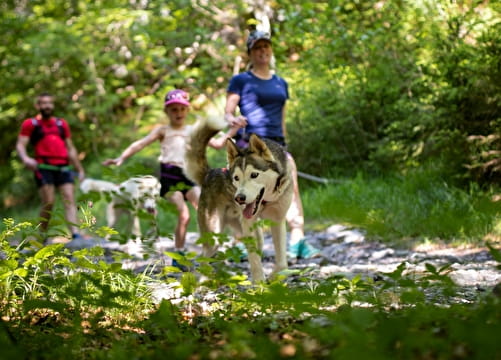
[
  {"left": 80, "top": 176, "right": 161, "bottom": 238},
  {"left": 185, "top": 118, "right": 293, "bottom": 282}
]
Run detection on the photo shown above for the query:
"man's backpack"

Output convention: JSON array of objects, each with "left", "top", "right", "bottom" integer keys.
[{"left": 29, "top": 118, "right": 66, "bottom": 146}]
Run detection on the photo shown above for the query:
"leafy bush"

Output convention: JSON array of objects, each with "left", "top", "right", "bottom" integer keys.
[{"left": 283, "top": 1, "right": 501, "bottom": 184}]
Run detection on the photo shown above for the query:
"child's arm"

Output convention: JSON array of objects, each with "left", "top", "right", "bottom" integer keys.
[
  {"left": 102, "top": 127, "right": 162, "bottom": 166},
  {"left": 208, "top": 123, "right": 241, "bottom": 150}
]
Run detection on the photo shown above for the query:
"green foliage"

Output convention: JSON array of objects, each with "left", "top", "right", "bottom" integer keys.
[
  {"left": 2, "top": 0, "right": 501, "bottom": 210},
  {"left": 0, "top": 0, "right": 250, "bottom": 210},
  {"left": 281, "top": 1, "right": 501, "bottom": 183}
]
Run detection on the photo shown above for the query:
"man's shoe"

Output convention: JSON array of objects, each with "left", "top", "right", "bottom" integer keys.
[
  {"left": 172, "top": 251, "right": 189, "bottom": 272},
  {"left": 288, "top": 239, "right": 321, "bottom": 259}
]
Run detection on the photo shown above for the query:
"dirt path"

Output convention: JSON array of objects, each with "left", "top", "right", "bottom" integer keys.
[{"left": 71, "top": 224, "right": 500, "bottom": 302}]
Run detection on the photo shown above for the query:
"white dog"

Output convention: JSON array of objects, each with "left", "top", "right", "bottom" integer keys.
[{"left": 80, "top": 176, "right": 161, "bottom": 238}]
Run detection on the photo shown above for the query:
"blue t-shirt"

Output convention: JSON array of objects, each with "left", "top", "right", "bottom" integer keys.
[{"left": 227, "top": 71, "right": 289, "bottom": 139}]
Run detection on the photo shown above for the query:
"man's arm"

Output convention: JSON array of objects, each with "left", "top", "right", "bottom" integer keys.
[
  {"left": 16, "top": 135, "right": 38, "bottom": 171},
  {"left": 65, "top": 138, "right": 85, "bottom": 181}
]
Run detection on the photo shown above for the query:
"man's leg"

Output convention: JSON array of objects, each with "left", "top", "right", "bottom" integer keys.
[
  {"left": 59, "top": 183, "right": 80, "bottom": 236},
  {"left": 38, "top": 184, "right": 56, "bottom": 234}
]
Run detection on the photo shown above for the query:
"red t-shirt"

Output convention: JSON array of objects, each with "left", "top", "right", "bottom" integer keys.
[{"left": 19, "top": 115, "right": 72, "bottom": 165}]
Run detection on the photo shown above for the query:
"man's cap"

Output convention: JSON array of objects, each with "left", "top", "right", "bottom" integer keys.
[
  {"left": 246, "top": 30, "right": 271, "bottom": 53},
  {"left": 164, "top": 89, "right": 190, "bottom": 107}
]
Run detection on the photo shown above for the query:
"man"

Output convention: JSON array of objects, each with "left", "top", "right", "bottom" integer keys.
[{"left": 16, "top": 93, "right": 85, "bottom": 244}]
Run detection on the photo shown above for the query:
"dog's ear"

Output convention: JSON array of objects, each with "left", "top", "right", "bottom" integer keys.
[
  {"left": 248, "top": 134, "right": 275, "bottom": 162},
  {"left": 226, "top": 138, "right": 240, "bottom": 166}
]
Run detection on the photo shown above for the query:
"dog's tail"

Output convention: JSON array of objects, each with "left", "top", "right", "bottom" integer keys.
[{"left": 184, "top": 116, "right": 226, "bottom": 185}]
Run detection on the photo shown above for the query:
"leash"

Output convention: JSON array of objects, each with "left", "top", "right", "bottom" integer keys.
[
  {"left": 297, "top": 171, "right": 334, "bottom": 184},
  {"left": 237, "top": 124, "right": 332, "bottom": 184}
]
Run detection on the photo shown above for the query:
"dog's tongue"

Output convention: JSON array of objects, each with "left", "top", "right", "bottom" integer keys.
[{"left": 243, "top": 202, "right": 255, "bottom": 219}]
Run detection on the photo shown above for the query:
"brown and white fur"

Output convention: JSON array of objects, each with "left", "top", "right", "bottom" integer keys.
[
  {"left": 80, "top": 176, "right": 161, "bottom": 238},
  {"left": 184, "top": 118, "right": 293, "bottom": 282}
]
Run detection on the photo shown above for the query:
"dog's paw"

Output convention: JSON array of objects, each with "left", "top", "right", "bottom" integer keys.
[{"left": 202, "top": 244, "right": 219, "bottom": 258}]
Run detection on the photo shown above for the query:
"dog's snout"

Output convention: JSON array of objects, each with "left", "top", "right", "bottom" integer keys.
[{"left": 235, "top": 194, "right": 246, "bottom": 204}]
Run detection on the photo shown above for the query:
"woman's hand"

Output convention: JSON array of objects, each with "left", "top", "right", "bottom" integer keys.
[{"left": 225, "top": 113, "right": 247, "bottom": 128}]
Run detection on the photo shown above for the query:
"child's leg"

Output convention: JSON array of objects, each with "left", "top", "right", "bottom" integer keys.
[
  {"left": 185, "top": 186, "right": 200, "bottom": 210},
  {"left": 167, "top": 191, "right": 190, "bottom": 250}
]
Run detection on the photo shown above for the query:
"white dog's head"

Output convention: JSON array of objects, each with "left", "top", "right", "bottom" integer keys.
[{"left": 119, "top": 176, "right": 161, "bottom": 214}]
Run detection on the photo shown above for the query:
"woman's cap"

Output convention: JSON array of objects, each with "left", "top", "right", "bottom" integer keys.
[
  {"left": 164, "top": 89, "right": 190, "bottom": 106},
  {"left": 246, "top": 30, "right": 271, "bottom": 53}
]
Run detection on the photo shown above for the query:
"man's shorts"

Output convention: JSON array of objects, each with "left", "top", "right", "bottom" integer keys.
[
  {"left": 160, "top": 163, "right": 195, "bottom": 198},
  {"left": 34, "top": 167, "right": 75, "bottom": 188}
]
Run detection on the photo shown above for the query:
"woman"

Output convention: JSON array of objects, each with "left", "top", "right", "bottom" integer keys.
[{"left": 224, "top": 30, "right": 320, "bottom": 259}]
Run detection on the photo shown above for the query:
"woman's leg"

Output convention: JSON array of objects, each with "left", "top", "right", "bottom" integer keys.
[
  {"left": 286, "top": 154, "right": 320, "bottom": 259},
  {"left": 286, "top": 154, "right": 305, "bottom": 244}
]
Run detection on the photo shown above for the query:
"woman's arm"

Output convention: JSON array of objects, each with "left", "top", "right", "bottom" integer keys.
[
  {"left": 281, "top": 104, "right": 287, "bottom": 140},
  {"left": 208, "top": 125, "right": 241, "bottom": 150},
  {"left": 224, "top": 92, "right": 247, "bottom": 128}
]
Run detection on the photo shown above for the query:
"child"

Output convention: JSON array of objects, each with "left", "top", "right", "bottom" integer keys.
[{"left": 103, "top": 89, "right": 238, "bottom": 260}]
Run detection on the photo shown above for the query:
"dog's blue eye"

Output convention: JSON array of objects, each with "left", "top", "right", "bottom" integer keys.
[{"left": 251, "top": 172, "right": 259, "bottom": 179}]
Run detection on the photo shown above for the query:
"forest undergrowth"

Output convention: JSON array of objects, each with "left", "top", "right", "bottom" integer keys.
[{"left": 2, "top": 175, "right": 501, "bottom": 359}]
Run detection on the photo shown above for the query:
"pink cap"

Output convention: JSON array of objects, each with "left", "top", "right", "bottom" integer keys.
[{"left": 164, "top": 89, "right": 190, "bottom": 106}]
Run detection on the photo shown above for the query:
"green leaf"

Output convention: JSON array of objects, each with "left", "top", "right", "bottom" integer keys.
[
  {"left": 13, "top": 268, "right": 28, "bottom": 278},
  {"left": 164, "top": 251, "right": 184, "bottom": 261},
  {"left": 425, "top": 263, "right": 437, "bottom": 274},
  {"left": 95, "top": 226, "right": 119, "bottom": 238},
  {"left": 180, "top": 272, "right": 197, "bottom": 296},
  {"left": 162, "top": 266, "right": 182, "bottom": 274},
  {"left": 486, "top": 242, "right": 501, "bottom": 263},
  {"left": 34, "top": 244, "right": 64, "bottom": 260},
  {"left": 0, "top": 259, "right": 18, "bottom": 272}
]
